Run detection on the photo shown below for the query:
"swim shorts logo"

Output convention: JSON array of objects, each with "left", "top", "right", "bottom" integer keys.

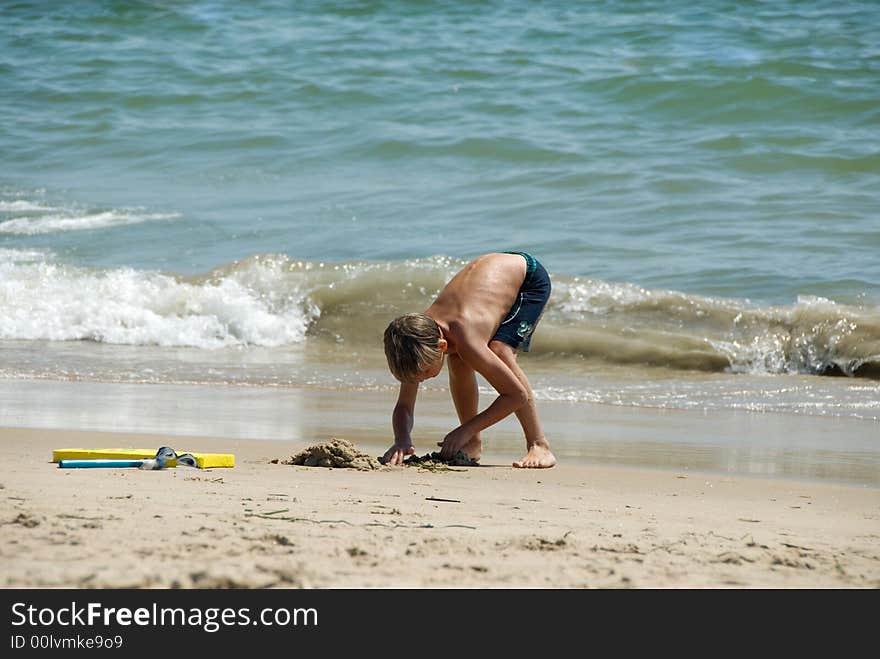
[{"left": 516, "top": 321, "right": 533, "bottom": 339}]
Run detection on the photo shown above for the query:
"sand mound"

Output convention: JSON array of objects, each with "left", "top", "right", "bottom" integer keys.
[{"left": 285, "top": 438, "right": 382, "bottom": 471}]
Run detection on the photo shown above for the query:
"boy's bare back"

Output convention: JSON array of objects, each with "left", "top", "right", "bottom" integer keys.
[{"left": 424, "top": 252, "right": 527, "bottom": 351}]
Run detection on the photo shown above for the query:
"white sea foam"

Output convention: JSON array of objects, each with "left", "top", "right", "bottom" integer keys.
[
  {"left": 0, "top": 247, "right": 51, "bottom": 263},
  {"left": 0, "top": 257, "right": 318, "bottom": 348},
  {"left": 0, "top": 209, "right": 179, "bottom": 235},
  {"left": 0, "top": 200, "right": 59, "bottom": 212},
  {"left": 553, "top": 278, "right": 654, "bottom": 315}
]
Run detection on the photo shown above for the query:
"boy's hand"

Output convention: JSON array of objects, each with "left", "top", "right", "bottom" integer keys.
[
  {"left": 438, "top": 426, "right": 470, "bottom": 460},
  {"left": 381, "top": 440, "right": 414, "bottom": 466}
]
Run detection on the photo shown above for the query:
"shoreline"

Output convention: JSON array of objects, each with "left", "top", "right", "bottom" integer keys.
[
  {"left": 1, "top": 377, "right": 878, "bottom": 486},
  {"left": 2, "top": 426, "right": 878, "bottom": 588}
]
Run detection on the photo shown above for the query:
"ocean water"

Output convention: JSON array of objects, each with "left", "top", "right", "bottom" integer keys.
[{"left": 1, "top": 2, "right": 879, "bottom": 435}]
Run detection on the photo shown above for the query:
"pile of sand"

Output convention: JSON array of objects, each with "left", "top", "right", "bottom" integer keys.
[{"left": 285, "top": 438, "right": 382, "bottom": 471}]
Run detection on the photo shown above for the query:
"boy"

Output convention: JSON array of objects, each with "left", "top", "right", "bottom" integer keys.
[{"left": 382, "top": 251, "right": 555, "bottom": 469}]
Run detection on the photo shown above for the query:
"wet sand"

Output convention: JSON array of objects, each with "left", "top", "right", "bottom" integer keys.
[{"left": 2, "top": 378, "right": 878, "bottom": 485}]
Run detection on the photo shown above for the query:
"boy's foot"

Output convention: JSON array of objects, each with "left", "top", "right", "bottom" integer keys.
[
  {"left": 513, "top": 444, "right": 556, "bottom": 469},
  {"left": 461, "top": 436, "right": 482, "bottom": 463}
]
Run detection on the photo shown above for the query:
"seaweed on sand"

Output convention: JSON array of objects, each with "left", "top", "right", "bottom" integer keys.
[{"left": 403, "top": 451, "right": 479, "bottom": 471}]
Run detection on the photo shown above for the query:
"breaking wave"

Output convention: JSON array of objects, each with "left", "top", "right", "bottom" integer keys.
[
  {"left": 0, "top": 251, "right": 877, "bottom": 377},
  {"left": 0, "top": 197, "right": 178, "bottom": 234}
]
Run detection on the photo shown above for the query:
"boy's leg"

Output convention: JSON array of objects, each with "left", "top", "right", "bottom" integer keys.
[
  {"left": 447, "top": 353, "right": 482, "bottom": 461},
  {"left": 489, "top": 340, "right": 556, "bottom": 468}
]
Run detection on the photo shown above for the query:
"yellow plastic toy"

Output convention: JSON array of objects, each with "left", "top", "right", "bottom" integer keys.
[{"left": 52, "top": 447, "right": 234, "bottom": 469}]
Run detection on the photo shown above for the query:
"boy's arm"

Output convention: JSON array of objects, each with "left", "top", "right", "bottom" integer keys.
[
  {"left": 438, "top": 333, "right": 527, "bottom": 458},
  {"left": 382, "top": 381, "right": 419, "bottom": 465}
]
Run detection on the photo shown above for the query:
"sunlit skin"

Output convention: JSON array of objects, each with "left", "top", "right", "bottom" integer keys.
[{"left": 383, "top": 253, "right": 556, "bottom": 469}]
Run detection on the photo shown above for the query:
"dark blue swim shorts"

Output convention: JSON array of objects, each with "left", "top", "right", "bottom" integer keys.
[{"left": 492, "top": 251, "right": 551, "bottom": 352}]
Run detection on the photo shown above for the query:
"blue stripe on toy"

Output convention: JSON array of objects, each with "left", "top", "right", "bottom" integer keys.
[{"left": 58, "top": 459, "right": 145, "bottom": 468}]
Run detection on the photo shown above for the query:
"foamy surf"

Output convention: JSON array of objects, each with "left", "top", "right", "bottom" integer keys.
[
  {"left": 0, "top": 252, "right": 877, "bottom": 377},
  {"left": 546, "top": 280, "right": 880, "bottom": 377},
  {"left": 0, "top": 200, "right": 61, "bottom": 212},
  {"left": 0, "top": 253, "right": 318, "bottom": 348},
  {"left": 0, "top": 208, "right": 179, "bottom": 235}
]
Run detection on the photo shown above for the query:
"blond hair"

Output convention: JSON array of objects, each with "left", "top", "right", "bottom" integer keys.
[{"left": 384, "top": 313, "right": 442, "bottom": 382}]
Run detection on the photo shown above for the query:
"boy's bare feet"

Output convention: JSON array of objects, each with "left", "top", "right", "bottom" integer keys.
[
  {"left": 461, "top": 436, "right": 482, "bottom": 463},
  {"left": 513, "top": 443, "right": 556, "bottom": 469}
]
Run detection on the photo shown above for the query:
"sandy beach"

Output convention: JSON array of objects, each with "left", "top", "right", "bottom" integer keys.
[
  {"left": 3, "top": 0, "right": 880, "bottom": 598},
  {"left": 2, "top": 419, "right": 878, "bottom": 589}
]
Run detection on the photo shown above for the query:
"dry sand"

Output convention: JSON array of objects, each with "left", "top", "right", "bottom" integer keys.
[{"left": 1, "top": 426, "right": 878, "bottom": 588}]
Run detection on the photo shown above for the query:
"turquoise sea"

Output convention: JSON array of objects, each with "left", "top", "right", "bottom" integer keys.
[{"left": 1, "top": 1, "right": 878, "bottom": 481}]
